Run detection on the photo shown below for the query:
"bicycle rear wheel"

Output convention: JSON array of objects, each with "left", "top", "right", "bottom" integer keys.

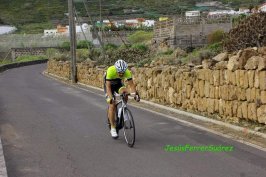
[{"left": 123, "top": 108, "right": 135, "bottom": 147}]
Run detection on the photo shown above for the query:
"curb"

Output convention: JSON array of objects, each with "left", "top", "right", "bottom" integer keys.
[
  {"left": 0, "top": 59, "right": 48, "bottom": 73},
  {"left": 0, "top": 139, "right": 7, "bottom": 177}
]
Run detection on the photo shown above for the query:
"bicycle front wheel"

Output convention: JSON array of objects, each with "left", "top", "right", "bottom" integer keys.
[{"left": 123, "top": 108, "right": 135, "bottom": 147}]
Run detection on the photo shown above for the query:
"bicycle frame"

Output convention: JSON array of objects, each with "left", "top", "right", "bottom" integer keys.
[{"left": 114, "top": 93, "right": 130, "bottom": 127}]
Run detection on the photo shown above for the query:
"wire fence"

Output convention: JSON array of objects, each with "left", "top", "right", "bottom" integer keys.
[{"left": 0, "top": 34, "right": 69, "bottom": 52}]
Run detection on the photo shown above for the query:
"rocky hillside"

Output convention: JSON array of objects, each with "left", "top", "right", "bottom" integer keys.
[{"left": 224, "top": 13, "right": 266, "bottom": 52}]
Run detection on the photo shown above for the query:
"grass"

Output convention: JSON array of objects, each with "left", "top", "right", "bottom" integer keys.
[{"left": 0, "top": 55, "right": 47, "bottom": 66}]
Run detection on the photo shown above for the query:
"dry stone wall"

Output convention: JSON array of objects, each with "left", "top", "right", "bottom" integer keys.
[{"left": 47, "top": 47, "right": 266, "bottom": 125}]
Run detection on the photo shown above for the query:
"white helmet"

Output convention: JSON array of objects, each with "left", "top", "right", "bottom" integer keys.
[{"left": 114, "top": 59, "right": 128, "bottom": 73}]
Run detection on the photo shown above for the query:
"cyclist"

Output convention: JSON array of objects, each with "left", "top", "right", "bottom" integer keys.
[{"left": 104, "top": 59, "right": 140, "bottom": 139}]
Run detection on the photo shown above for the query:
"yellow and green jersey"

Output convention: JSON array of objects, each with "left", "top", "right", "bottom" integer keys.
[{"left": 105, "top": 66, "right": 132, "bottom": 84}]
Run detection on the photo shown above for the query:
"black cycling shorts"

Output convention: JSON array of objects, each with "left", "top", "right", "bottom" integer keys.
[{"left": 103, "top": 74, "right": 124, "bottom": 97}]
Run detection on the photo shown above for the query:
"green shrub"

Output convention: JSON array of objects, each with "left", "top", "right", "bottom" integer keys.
[
  {"left": 46, "top": 48, "right": 60, "bottom": 59},
  {"left": 51, "top": 52, "right": 70, "bottom": 61},
  {"left": 128, "top": 31, "right": 153, "bottom": 44},
  {"left": 104, "top": 43, "right": 118, "bottom": 51},
  {"left": 77, "top": 40, "right": 93, "bottom": 49},
  {"left": 76, "top": 49, "right": 89, "bottom": 62},
  {"left": 198, "top": 49, "right": 215, "bottom": 60},
  {"left": 136, "top": 58, "right": 152, "bottom": 67},
  {"left": 162, "top": 49, "right": 174, "bottom": 55},
  {"left": 118, "top": 44, "right": 131, "bottom": 50},
  {"left": 207, "top": 42, "right": 223, "bottom": 54},
  {"left": 207, "top": 30, "right": 225, "bottom": 44},
  {"left": 88, "top": 48, "right": 101, "bottom": 60},
  {"left": 131, "top": 44, "right": 149, "bottom": 52},
  {"left": 61, "top": 41, "right": 70, "bottom": 50}
]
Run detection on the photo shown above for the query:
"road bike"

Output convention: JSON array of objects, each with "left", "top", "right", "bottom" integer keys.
[{"left": 107, "top": 93, "right": 135, "bottom": 147}]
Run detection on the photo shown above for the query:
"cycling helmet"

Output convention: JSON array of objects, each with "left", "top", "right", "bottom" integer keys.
[{"left": 114, "top": 59, "right": 128, "bottom": 73}]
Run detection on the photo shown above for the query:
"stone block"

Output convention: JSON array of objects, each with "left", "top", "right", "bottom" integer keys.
[
  {"left": 209, "top": 86, "right": 215, "bottom": 99},
  {"left": 248, "top": 103, "right": 257, "bottom": 121},
  {"left": 213, "top": 70, "right": 220, "bottom": 86},
  {"left": 237, "top": 102, "right": 243, "bottom": 118},
  {"left": 259, "top": 71, "right": 266, "bottom": 90},
  {"left": 254, "top": 71, "right": 260, "bottom": 88},
  {"left": 219, "top": 99, "right": 225, "bottom": 115},
  {"left": 214, "top": 99, "right": 219, "bottom": 113},
  {"left": 207, "top": 99, "right": 215, "bottom": 114},
  {"left": 246, "top": 88, "right": 252, "bottom": 102},
  {"left": 235, "top": 70, "right": 240, "bottom": 86},
  {"left": 244, "top": 56, "right": 260, "bottom": 70},
  {"left": 204, "top": 82, "right": 210, "bottom": 98},
  {"left": 247, "top": 70, "right": 255, "bottom": 88},
  {"left": 239, "top": 70, "right": 249, "bottom": 89},
  {"left": 227, "top": 56, "right": 240, "bottom": 71},
  {"left": 186, "top": 85, "right": 192, "bottom": 98},
  {"left": 241, "top": 102, "right": 248, "bottom": 119},
  {"left": 199, "top": 80, "right": 205, "bottom": 98},
  {"left": 228, "top": 70, "right": 236, "bottom": 85},
  {"left": 225, "top": 101, "right": 233, "bottom": 117},
  {"left": 261, "top": 91, "right": 266, "bottom": 104},
  {"left": 258, "top": 56, "right": 266, "bottom": 71},
  {"left": 228, "top": 85, "right": 237, "bottom": 101},
  {"left": 239, "top": 48, "right": 258, "bottom": 69},
  {"left": 232, "top": 101, "right": 238, "bottom": 117},
  {"left": 257, "top": 105, "right": 266, "bottom": 124},
  {"left": 213, "top": 52, "right": 228, "bottom": 62},
  {"left": 215, "top": 86, "right": 219, "bottom": 99},
  {"left": 237, "top": 88, "right": 246, "bottom": 101}
]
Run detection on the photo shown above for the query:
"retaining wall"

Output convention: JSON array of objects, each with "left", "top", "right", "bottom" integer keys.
[{"left": 47, "top": 48, "right": 266, "bottom": 125}]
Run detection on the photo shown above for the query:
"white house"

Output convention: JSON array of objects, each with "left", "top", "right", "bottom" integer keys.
[
  {"left": 142, "top": 20, "right": 155, "bottom": 27},
  {"left": 208, "top": 10, "right": 238, "bottom": 17},
  {"left": 43, "top": 23, "right": 91, "bottom": 37},
  {"left": 259, "top": 3, "right": 266, "bottom": 12},
  {"left": 44, "top": 29, "right": 58, "bottom": 37},
  {"left": 185, "top": 11, "right": 200, "bottom": 18}
]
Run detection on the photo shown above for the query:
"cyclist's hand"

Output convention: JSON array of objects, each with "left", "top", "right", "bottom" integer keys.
[
  {"left": 132, "top": 92, "right": 140, "bottom": 102},
  {"left": 106, "top": 96, "right": 113, "bottom": 104}
]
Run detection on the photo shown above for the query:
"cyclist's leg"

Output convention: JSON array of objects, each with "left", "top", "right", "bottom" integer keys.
[{"left": 107, "top": 83, "right": 117, "bottom": 129}]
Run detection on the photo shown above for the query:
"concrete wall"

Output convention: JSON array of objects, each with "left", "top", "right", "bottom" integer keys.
[
  {"left": 154, "top": 17, "right": 232, "bottom": 49},
  {"left": 11, "top": 47, "right": 64, "bottom": 60},
  {"left": 46, "top": 47, "right": 266, "bottom": 125}
]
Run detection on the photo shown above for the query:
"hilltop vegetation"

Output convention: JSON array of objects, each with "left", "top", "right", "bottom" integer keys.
[{"left": 0, "top": 0, "right": 264, "bottom": 33}]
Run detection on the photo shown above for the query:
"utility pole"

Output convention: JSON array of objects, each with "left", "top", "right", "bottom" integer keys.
[{"left": 68, "top": 0, "right": 77, "bottom": 83}]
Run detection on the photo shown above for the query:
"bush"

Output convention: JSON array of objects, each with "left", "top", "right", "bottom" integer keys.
[
  {"left": 77, "top": 40, "right": 93, "bottom": 49},
  {"left": 207, "top": 30, "right": 225, "bottom": 44},
  {"left": 128, "top": 31, "right": 153, "bottom": 44},
  {"left": 61, "top": 41, "right": 70, "bottom": 50},
  {"left": 104, "top": 43, "right": 118, "bottom": 51},
  {"left": 45, "top": 48, "right": 60, "bottom": 59},
  {"left": 162, "top": 49, "right": 174, "bottom": 55},
  {"left": 131, "top": 44, "right": 149, "bottom": 52},
  {"left": 88, "top": 48, "right": 101, "bottom": 60},
  {"left": 136, "top": 58, "right": 152, "bottom": 67},
  {"left": 207, "top": 42, "right": 223, "bottom": 54},
  {"left": 76, "top": 49, "right": 89, "bottom": 62}
]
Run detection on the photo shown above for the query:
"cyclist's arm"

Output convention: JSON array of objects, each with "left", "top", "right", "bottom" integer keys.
[
  {"left": 127, "top": 79, "right": 136, "bottom": 93},
  {"left": 106, "top": 80, "right": 113, "bottom": 99}
]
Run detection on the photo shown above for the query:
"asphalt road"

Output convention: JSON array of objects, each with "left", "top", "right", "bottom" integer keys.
[{"left": 0, "top": 64, "right": 266, "bottom": 177}]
